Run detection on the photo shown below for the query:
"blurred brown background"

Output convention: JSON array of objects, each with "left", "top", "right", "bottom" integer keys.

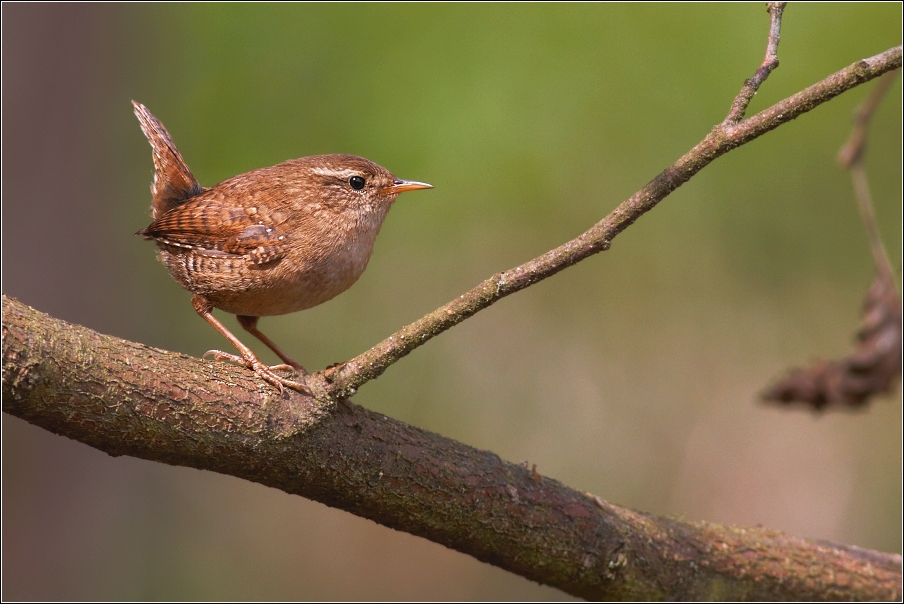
[{"left": 2, "top": 4, "right": 901, "bottom": 600}]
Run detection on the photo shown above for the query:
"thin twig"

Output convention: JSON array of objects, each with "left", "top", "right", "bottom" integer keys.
[
  {"left": 839, "top": 70, "right": 899, "bottom": 280},
  {"left": 724, "top": 2, "right": 787, "bottom": 124},
  {"left": 838, "top": 70, "right": 898, "bottom": 168},
  {"left": 851, "top": 164, "right": 896, "bottom": 280},
  {"left": 320, "top": 44, "right": 903, "bottom": 401}
]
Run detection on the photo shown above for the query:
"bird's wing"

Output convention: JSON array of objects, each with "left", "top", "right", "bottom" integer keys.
[{"left": 138, "top": 196, "right": 292, "bottom": 265}]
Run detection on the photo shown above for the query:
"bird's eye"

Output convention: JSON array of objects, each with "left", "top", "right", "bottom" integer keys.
[{"left": 349, "top": 176, "right": 366, "bottom": 190}]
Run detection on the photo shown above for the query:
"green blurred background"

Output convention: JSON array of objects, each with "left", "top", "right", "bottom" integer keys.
[{"left": 2, "top": 4, "right": 901, "bottom": 600}]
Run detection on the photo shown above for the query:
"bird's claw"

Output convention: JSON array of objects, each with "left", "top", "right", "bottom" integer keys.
[{"left": 203, "top": 349, "right": 309, "bottom": 393}]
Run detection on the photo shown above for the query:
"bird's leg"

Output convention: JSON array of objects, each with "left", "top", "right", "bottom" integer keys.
[
  {"left": 191, "top": 294, "right": 307, "bottom": 392},
  {"left": 236, "top": 315, "right": 307, "bottom": 374}
]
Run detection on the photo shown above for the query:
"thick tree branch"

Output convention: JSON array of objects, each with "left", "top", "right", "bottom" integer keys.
[
  {"left": 3, "top": 295, "right": 901, "bottom": 600},
  {"left": 322, "top": 43, "right": 903, "bottom": 401}
]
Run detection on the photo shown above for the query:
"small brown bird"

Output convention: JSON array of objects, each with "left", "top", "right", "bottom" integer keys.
[{"left": 133, "top": 101, "right": 432, "bottom": 391}]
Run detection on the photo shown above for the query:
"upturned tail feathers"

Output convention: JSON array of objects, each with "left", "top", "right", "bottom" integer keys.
[{"left": 132, "top": 100, "right": 204, "bottom": 218}]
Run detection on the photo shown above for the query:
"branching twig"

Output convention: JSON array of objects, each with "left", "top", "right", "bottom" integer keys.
[
  {"left": 724, "top": 2, "right": 787, "bottom": 124},
  {"left": 321, "top": 42, "right": 903, "bottom": 401}
]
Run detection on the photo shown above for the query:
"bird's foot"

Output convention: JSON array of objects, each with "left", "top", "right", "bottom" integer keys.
[{"left": 204, "top": 349, "right": 309, "bottom": 393}]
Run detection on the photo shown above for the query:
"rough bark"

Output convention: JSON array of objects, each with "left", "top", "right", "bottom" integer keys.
[{"left": 3, "top": 296, "right": 902, "bottom": 600}]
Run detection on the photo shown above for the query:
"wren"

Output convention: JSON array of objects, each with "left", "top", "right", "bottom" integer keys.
[{"left": 133, "top": 101, "right": 432, "bottom": 391}]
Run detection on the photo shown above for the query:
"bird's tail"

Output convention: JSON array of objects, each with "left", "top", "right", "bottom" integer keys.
[{"left": 132, "top": 100, "right": 204, "bottom": 218}]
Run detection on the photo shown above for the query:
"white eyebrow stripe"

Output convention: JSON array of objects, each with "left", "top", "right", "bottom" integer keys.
[{"left": 312, "top": 167, "right": 361, "bottom": 178}]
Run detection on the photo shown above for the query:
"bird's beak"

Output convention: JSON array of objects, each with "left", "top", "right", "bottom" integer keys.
[{"left": 380, "top": 179, "right": 433, "bottom": 196}]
